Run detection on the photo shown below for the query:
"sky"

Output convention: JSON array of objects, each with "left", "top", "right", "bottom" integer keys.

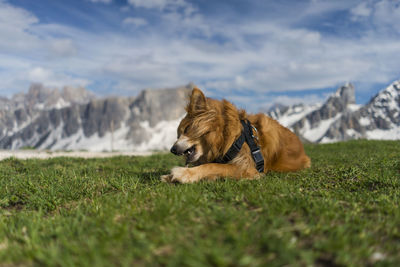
[{"left": 1, "top": 0, "right": 400, "bottom": 111}]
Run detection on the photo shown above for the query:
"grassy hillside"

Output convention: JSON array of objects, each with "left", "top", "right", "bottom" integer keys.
[{"left": 0, "top": 140, "right": 399, "bottom": 266}]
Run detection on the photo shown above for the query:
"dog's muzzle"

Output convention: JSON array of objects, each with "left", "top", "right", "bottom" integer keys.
[
  {"left": 170, "top": 144, "right": 195, "bottom": 156},
  {"left": 170, "top": 144, "right": 179, "bottom": 155}
]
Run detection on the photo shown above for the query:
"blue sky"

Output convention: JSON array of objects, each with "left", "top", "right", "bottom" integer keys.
[{"left": 1, "top": 0, "right": 400, "bottom": 111}]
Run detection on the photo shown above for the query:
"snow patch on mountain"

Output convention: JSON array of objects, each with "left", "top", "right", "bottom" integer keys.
[
  {"left": 268, "top": 104, "right": 321, "bottom": 127},
  {"left": 49, "top": 123, "right": 132, "bottom": 152},
  {"left": 366, "top": 128, "right": 400, "bottom": 140},
  {"left": 41, "top": 118, "right": 181, "bottom": 152},
  {"left": 135, "top": 119, "right": 181, "bottom": 152},
  {"left": 302, "top": 114, "right": 342, "bottom": 142},
  {"left": 347, "top": 104, "right": 361, "bottom": 112}
]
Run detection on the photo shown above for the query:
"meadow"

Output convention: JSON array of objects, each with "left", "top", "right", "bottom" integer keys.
[{"left": 0, "top": 140, "right": 399, "bottom": 266}]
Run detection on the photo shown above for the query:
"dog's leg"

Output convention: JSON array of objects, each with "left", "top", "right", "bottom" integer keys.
[
  {"left": 163, "top": 163, "right": 260, "bottom": 184},
  {"left": 160, "top": 174, "right": 173, "bottom": 183}
]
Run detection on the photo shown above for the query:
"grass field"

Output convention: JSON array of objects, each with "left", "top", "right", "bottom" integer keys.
[{"left": 0, "top": 140, "right": 399, "bottom": 266}]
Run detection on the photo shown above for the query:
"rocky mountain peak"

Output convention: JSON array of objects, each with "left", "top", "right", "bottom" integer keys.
[
  {"left": 334, "top": 83, "right": 355, "bottom": 106},
  {"left": 362, "top": 80, "right": 400, "bottom": 128},
  {"left": 131, "top": 84, "right": 193, "bottom": 126},
  {"left": 367, "top": 80, "right": 399, "bottom": 109},
  {"left": 289, "top": 83, "right": 358, "bottom": 142},
  {"left": 24, "top": 83, "right": 59, "bottom": 109},
  {"left": 317, "top": 83, "right": 356, "bottom": 120},
  {"left": 61, "top": 86, "right": 96, "bottom": 104},
  {"left": 4, "top": 83, "right": 96, "bottom": 111},
  {"left": 26, "top": 83, "right": 56, "bottom": 102}
]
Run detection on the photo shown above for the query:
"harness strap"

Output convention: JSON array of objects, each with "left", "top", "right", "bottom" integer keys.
[
  {"left": 241, "top": 120, "right": 265, "bottom": 173},
  {"left": 215, "top": 120, "right": 265, "bottom": 173},
  {"left": 214, "top": 133, "right": 245, "bottom": 163}
]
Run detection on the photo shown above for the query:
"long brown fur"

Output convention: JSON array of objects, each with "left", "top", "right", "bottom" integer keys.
[{"left": 161, "top": 88, "right": 311, "bottom": 183}]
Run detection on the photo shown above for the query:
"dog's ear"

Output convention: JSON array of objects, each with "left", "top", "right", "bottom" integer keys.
[{"left": 188, "top": 87, "right": 207, "bottom": 113}]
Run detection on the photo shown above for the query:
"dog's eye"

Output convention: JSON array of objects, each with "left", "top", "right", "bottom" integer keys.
[
  {"left": 184, "top": 126, "right": 189, "bottom": 134},
  {"left": 178, "top": 125, "right": 189, "bottom": 138}
]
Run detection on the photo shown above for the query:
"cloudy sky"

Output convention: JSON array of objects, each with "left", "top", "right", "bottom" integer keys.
[{"left": 1, "top": 0, "right": 400, "bottom": 111}]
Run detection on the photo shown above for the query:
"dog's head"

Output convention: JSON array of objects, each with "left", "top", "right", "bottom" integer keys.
[{"left": 170, "top": 88, "right": 225, "bottom": 165}]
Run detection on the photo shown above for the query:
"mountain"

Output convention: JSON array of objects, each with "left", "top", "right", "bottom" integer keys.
[
  {"left": 0, "top": 83, "right": 193, "bottom": 151},
  {"left": 321, "top": 80, "right": 400, "bottom": 142},
  {"left": 268, "top": 80, "right": 400, "bottom": 143},
  {"left": 1, "top": 80, "right": 398, "bottom": 151}
]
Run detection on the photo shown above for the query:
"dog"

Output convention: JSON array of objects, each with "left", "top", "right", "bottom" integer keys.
[{"left": 161, "top": 87, "right": 311, "bottom": 183}]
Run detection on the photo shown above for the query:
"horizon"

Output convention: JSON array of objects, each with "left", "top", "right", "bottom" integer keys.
[{"left": 1, "top": 0, "right": 400, "bottom": 111}]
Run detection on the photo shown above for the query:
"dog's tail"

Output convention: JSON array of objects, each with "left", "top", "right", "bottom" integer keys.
[{"left": 271, "top": 154, "right": 311, "bottom": 172}]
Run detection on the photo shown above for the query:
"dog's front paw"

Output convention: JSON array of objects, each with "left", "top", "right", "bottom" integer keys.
[
  {"left": 170, "top": 167, "right": 198, "bottom": 184},
  {"left": 160, "top": 174, "right": 173, "bottom": 183}
]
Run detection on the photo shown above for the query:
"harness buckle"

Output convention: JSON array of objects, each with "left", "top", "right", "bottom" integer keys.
[
  {"left": 252, "top": 149, "right": 263, "bottom": 163},
  {"left": 252, "top": 149, "right": 264, "bottom": 172}
]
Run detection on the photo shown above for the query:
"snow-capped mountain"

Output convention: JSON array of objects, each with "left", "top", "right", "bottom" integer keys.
[
  {"left": 0, "top": 84, "right": 192, "bottom": 151},
  {"left": 0, "top": 80, "right": 398, "bottom": 151},
  {"left": 321, "top": 80, "right": 400, "bottom": 142},
  {"left": 268, "top": 81, "right": 400, "bottom": 143}
]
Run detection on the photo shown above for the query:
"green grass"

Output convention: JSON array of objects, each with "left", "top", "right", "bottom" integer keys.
[{"left": 0, "top": 140, "right": 399, "bottom": 266}]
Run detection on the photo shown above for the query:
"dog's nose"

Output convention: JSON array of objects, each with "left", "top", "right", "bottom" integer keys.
[{"left": 170, "top": 145, "right": 178, "bottom": 155}]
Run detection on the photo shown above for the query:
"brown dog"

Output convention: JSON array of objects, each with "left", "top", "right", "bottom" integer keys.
[{"left": 161, "top": 88, "right": 310, "bottom": 183}]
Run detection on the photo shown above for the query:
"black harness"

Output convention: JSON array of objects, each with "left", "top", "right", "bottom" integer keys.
[{"left": 214, "top": 120, "right": 264, "bottom": 173}]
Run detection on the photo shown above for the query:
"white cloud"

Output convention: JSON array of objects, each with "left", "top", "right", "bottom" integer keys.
[
  {"left": 49, "top": 39, "right": 78, "bottom": 57},
  {"left": 350, "top": 1, "right": 400, "bottom": 32},
  {"left": 122, "top": 17, "right": 147, "bottom": 28},
  {"left": 351, "top": 2, "right": 372, "bottom": 18},
  {"left": 88, "top": 0, "right": 112, "bottom": 4},
  {"left": 127, "top": 0, "right": 180, "bottom": 10},
  {"left": 27, "top": 67, "right": 90, "bottom": 88},
  {"left": 373, "top": 0, "right": 400, "bottom": 32},
  {"left": 127, "top": 0, "right": 196, "bottom": 16},
  {"left": 28, "top": 67, "right": 53, "bottom": 82},
  {"left": 0, "top": 0, "right": 38, "bottom": 27},
  {"left": 25, "top": 17, "right": 400, "bottom": 96},
  {"left": 187, "top": 21, "right": 398, "bottom": 93},
  {"left": 0, "top": 1, "right": 40, "bottom": 53}
]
